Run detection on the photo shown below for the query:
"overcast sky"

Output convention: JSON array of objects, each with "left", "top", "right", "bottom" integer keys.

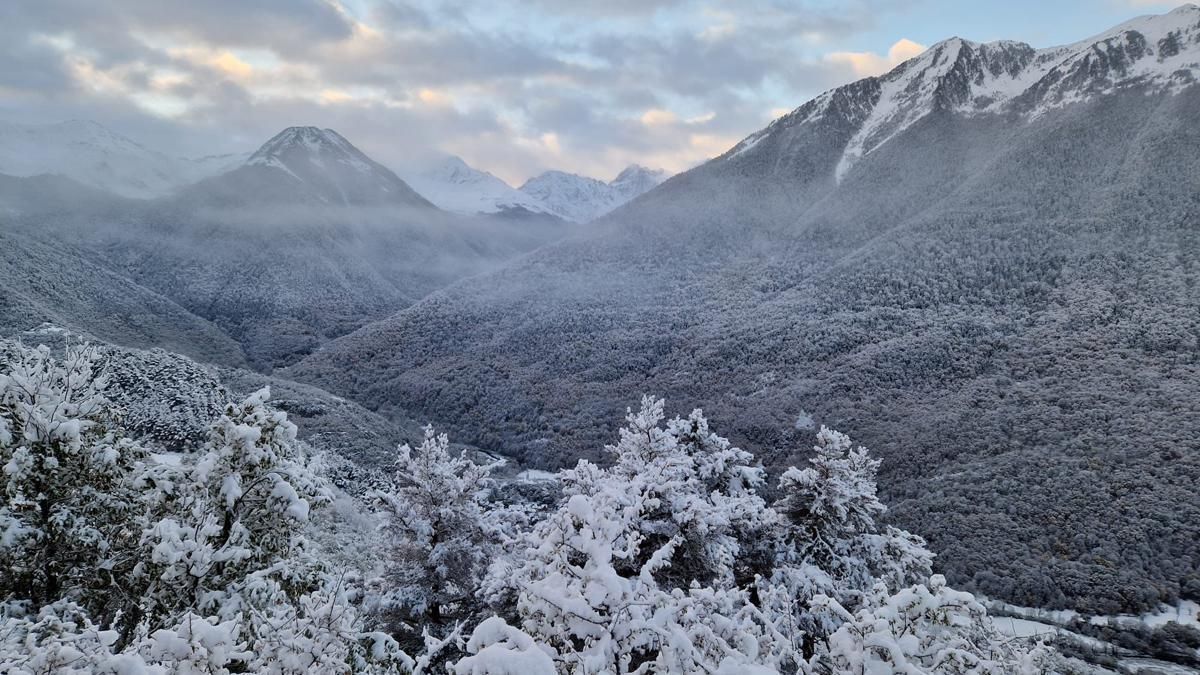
[{"left": 0, "top": 0, "right": 1186, "bottom": 184}]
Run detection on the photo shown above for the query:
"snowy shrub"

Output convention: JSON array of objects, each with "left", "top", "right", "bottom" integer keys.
[
  {"left": 0, "top": 342, "right": 150, "bottom": 626},
  {"left": 812, "top": 575, "right": 1052, "bottom": 674},
  {"left": 0, "top": 342, "right": 407, "bottom": 673}
]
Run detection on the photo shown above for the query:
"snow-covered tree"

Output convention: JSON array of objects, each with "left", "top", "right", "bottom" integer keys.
[
  {"left": 774, "top": 427, "right": 932, "bottom": 593},
  {"left": 0, "top": 342, "right": 149, "bottom": 623},
  {"left": 373, "top": 426, "right": 505, "bottom": 651},
  {"left": 576, "top": 396, "right": 776, "bottom": 588},
  {"left": 757, "top": 427, "right": 936, "bottom": 658},
  {"left": 768, "top": 426, "right": 933, "bottom": 646},
  {"left": 136, "top": 387, "right": 332, "bottom": 624},
  {"left": 481, "top": 398, "right": 795, "bottom": 673}
]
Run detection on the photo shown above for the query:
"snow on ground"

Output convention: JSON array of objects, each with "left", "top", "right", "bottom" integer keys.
[
  {"left": 1091, "top": 600, "right": 1200, "bottom": 631},
  {"left": 515, "top": 469, "right": 559, "bottom": 482},
  {"left": 990, "top": 615, "right": 1112, "bottom": 652},
  {"left": 1119, "top": 658, "right": 1200, "bottom": 675}
]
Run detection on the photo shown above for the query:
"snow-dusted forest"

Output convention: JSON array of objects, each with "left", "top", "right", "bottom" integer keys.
[{"left": 0, "top": 339, "right": 1056, "bottom": 673}]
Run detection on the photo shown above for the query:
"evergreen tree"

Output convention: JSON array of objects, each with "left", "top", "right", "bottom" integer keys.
[{"left": 374, "top": 426, "right": 503, "bottom": 649}]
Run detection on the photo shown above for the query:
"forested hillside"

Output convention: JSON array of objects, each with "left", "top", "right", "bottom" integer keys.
[{"left": 290, "top": 31, "right": 1200, "bottom": 614}]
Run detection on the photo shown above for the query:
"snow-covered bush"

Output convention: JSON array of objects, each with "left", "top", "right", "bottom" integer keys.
[
  {"left": 812, "top": 575, "right": 1051, "bottom": 674},
  {"left": 0, "top": 342, "right": 404, "bottom": 673},
  {"left": 0, "top": 343, "right": 149, "bottom": 625}
]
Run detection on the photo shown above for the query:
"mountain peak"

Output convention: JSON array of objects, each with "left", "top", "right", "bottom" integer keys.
[
  {"left": 612, "top": 164, "right": 665, "bottom": 182},
  {"left": 721, "top": 6, "right": 1200, "bottom": 182},
  {"left": 193, "top": 126, "right": 433, "bottom": 208},
  {"left": 516, "top": 166, "right": 670, "bottom": 223},
  {"left": 247, "top": 126, "right": 365, "bottom": 169},
  {"left": 403, "top": 154, "right": 548, "bottom": 216}
]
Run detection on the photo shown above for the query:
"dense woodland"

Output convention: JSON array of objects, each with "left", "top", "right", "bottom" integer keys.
[
  {"left": 0, "top": 337, "right": 1058, "bottom": 673},
  {"left": 290, "top": 89, "right": 1200, "bottom": 616}
]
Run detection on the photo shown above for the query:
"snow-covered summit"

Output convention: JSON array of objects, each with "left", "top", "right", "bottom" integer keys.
[
  {"left": 519, "top": 170, "right": 617, "bottom": 223},
  {"left": 518, "top": 164, "right": 669, "bottom": 223},
  {"left": 403, "top": 155, "right": 549, "bottom": 216},
  {"left": 722, "top": 4, "right": 1200, "bottom": 180},
  {"left": 206, "top": 126, "right": 433, "bottom": 207},
  {"left": 405, "top": 156, "right": 669, "bottom": 223},
  {"left": 248, "top": 127, "right": 372, "bottom": 174},
  {"left": 610, "top": 164, "right": 669, "bottom": 202}
]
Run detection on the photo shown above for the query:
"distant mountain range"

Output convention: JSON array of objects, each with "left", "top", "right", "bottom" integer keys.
[
  {"left": 0, "top": 119, "right": 667, "bottom": 220},
  {"left": 402, "top": 156, "right": 668, "bottom": 223},
  {"left": 0, "top": 119, "right": 246, "bottom": 199},
  {"left": 0, "top": 125, "right": 572, "bottom": 369}
]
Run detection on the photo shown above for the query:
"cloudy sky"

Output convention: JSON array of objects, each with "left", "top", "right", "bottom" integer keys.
[{"left": 0, "top": 0, "right": 1185, "bottom": 184}]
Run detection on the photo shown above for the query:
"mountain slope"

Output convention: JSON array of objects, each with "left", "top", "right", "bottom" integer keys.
[
  {"left": 183, "top": 127, "right": 434, "bottom": 208},
  {"left": 289, "top": 7, "right": 1200, "bottom": 615},
  {"left": 0, "top": 224, "right": 246, "bottom": 365},
  {"left": 0, "top": 120, "right": 238, "bottom": 198}
]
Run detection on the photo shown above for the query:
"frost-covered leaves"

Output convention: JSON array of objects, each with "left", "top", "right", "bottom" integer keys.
[
  {"left": 813, "top": 576, "right": 1052, "bottom": 675},
  {"left": 0, "top": 342, "right": 148, "bottom": 613},
  {"left": 0, "top": 341, "right": 401, "bottom": 673}
]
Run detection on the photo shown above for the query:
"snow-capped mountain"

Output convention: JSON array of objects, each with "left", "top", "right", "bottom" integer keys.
[
  {"left": 0, "top": 120, "right": 239, "bottom": 199},
  {"left": 609, "top": 164, "right": 669, "bottom": 203},
  {"left": 185, "top": 126, "right": 433, "bottom": 208},
  {"left": 518, "top": 165, "right": 668, "bottom": 223},
  {"left": 403, "top": 155, "right": 548, "bottom": 216},
  {"left": 405, "top": 156, "right": 669, "bottom": 223},
  {"left": 723, "top": 3, "right": 1200, "bottom": 181}
]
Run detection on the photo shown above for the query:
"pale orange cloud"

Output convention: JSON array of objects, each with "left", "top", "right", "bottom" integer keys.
[{"left": 826, "top": 38, "right": 927, "bottom": 78}]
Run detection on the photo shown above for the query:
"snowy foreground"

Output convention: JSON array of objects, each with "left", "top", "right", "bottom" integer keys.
[{"left": 0, "top": 340, "right": 1077, "bottom": 673}]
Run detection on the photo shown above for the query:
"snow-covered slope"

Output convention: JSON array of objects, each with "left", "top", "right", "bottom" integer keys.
[
  {"left": 721, "top": 3, "right": 1200, "bottom": 181},
  {"left": 403, "top": 155, "right": 549, "bottom": 216},
  {"left": 0, "top": 120, "right": 238, "bottom": 199},
  {"left": 184, "top": 126, "right": 434, "bottom": 208},
  {"left": 519, "top": 165, "right": 668, "bottom": 223},
  {"left": 609, "top": 164, "right": 668, "bottom": 203}
]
